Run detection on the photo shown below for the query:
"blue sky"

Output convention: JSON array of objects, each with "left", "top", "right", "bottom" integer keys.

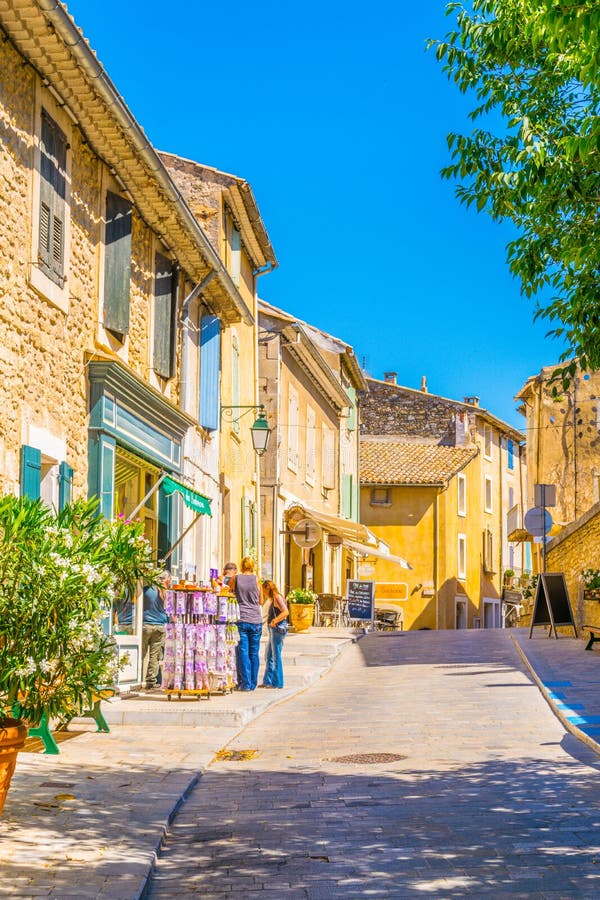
[{"left": 65, "top": 0, "right": 556, "bottom": 427}]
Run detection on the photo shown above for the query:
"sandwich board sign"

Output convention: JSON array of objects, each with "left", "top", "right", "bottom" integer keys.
[
  {"left": 347, "top": 580, "right": 375, "bottom": 627},
  {"left": 528, "top": 573, "right": 577, "bottom": 639}
]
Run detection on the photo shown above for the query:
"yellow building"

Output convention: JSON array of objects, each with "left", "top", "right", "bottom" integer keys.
[
  {"left": 0, "top": 1, "right": 256, "bottom": 682},
  {"left": 258, "top": 301, "right": 371, "bottom": 594},
  {"left": 360, "top": 377, "right": 527, "bottom": 630},
  {"left": 159, "top": 154, "right": 277, "bottom": 569}
]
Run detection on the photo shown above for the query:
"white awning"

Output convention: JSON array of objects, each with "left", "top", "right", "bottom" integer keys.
[
  {"left": 344, "top": 539, "right": 412, "bottom": 570},
  {"left": 286, "top": 503, "right": 378, "bottom": 546}
]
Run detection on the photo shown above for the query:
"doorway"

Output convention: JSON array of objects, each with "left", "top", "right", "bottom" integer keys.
[
  {"left": 483, "top": 598, "right": 501, "bottom": 629},
  {"left": 455, "top": 598, "right": 468, "bottom": 629}
]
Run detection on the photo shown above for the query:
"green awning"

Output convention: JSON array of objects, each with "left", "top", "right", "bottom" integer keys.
[{"left": 162, "top": 475, "right": 212, "bottom": 516}]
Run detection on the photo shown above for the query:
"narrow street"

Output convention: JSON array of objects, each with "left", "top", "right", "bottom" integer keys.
[{"left": 150, "top": 630, "right": 600, "bottom": 898}]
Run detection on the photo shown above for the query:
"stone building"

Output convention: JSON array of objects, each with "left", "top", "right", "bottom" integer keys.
[
  {"left": 159, "top": 153, "right": 277, "bottom": 569},
  {"left": 359, "top": 375, "right": 528, "bottom": 629},
  {"left": 0, "top": 2, "right": 258, "bottom": 683},
  {"left": 515, "top": 362, "right": 600, "bottom": 527},
  {"left": 257, "top": 300, "right": 373, "bottom": 595}
]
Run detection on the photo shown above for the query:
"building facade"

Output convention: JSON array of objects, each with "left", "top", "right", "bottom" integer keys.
[
  {"left": 258, "top": 301, "right": 369, "bottom": 595},
  {"left": 360, "top": 376, "right": 528, "bottom": 629},
  {"left": 0, "top": 2, "right": 259, "bottom": 683}
]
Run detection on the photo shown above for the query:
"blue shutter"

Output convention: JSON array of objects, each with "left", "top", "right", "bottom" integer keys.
[
  {"left": 153, "top": 252, "right": 174, "bottom": 379},
  {"left": 507, "top": 439, "right": 514, "bottom": 470},
  {"left": 58, "top": 461, "right": 74, "bottom": 510},
  {"left": 88, "top": 433, "right": 116, "bottom": 519},
  {"left": 199, "top": 314, "right": 221, "bottom": 431},
  {"left": 20, "top": 445, "right": 41, "bottom": 499}
]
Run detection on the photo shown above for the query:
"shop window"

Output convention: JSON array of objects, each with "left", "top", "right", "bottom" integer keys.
[
  {"left": 103, "top": 190, "right": 132, "bottom": 336},
  {"left": 153, "top": 251, "right": 175, "bottom": 379},
  {"left": 38, "top": 110, "right": 67, "bottom": 287}
]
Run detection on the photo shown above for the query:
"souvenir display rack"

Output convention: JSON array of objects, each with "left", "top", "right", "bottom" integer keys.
[{"left": 162, "top": 586, "right": 240, "bottom": 700}]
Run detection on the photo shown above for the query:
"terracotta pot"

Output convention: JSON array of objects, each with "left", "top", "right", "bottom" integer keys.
[
  {"left": 288, "top": 602, "right": 315, "bottom": 632},
  {"left": 0, "top": 718, "right": 27, "bottom": 816},
  {"left": 584, "top": 588, "right": 600, "bottom": 602}
]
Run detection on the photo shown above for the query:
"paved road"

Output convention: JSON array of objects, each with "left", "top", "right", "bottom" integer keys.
[{"left": 149, "top": 630, "right": 600, "bottom": 898}]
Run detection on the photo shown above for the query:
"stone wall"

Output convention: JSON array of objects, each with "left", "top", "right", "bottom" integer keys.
[
  {"left": 545, "top": 502, "right": 600, "bottom": 636},
  {"left": 359, "top": 378, "right": 474, "bottom": 444}
]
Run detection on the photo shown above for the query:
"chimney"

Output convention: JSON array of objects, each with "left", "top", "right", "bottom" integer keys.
[
  {"left": 384, "top": 371, "right": 397, "bottom": 384},
  {"left": 420, "top": 376, "right": 428, "bottom": 393},
  {"left": 464, "top": 395, "right": 480, "bottom": 407}
]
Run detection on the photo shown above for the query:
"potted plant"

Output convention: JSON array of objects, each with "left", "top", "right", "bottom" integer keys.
[
  {"left": 286, "top": 587, "right": 318, "bottom": 632},
  {"left": 503, "top": 569, "right": 516, "bottom": 589},
  {"left": 582, "top": 569, "right": 600, "bottom": 601},
  {"left": 0, "top": 495, "right": 158, "bottom": 815}
]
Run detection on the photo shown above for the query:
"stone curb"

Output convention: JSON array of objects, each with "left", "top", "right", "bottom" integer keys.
[
  {"left": 510, "top": 633, "right": 600, "bottom": 759},
  {"left": 136, "top": 633, "right": 361, "bottom": 899}
]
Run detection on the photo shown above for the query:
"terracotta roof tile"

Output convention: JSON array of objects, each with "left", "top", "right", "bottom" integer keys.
[{"left": 360, "top": 441, "right": 478, "bottom": 486}]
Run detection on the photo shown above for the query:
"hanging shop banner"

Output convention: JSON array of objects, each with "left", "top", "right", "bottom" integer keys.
[
  {"left": 347, "top": 580, "right": 375, "bottom": 621},
  {"left": 162, "top": 475, "right": 212, "bottom": 516}
]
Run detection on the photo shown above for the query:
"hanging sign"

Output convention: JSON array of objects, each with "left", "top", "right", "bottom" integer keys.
[
  {"left": 529, "top": 573, "right": 578, "bottom": 639},
  {"left": 347, "top": 580, "right": 375, "bottom": 622}
]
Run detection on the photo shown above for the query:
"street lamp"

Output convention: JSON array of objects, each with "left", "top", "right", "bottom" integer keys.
[{"left": 220, "top": 404, "right": 272, "bottom": 456}]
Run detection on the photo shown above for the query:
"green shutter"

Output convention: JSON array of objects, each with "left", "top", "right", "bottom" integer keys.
[
  {"left": 21, "top": 445, "right": 41, "bottom": 499},
  {"left": 346, "top": 387, "right": 357, "bottom": 431},
  {"left": 39, "top": 110, "right": 67, "bottom": 285},
  {"left": 58, "top": 461, "right": 74, "bottom": 510},
  {"left": 103, "top": 191, "right": 132, "bottom": 335},
  {"left": 342, "top": 473, "right": 353, "bottom": 519},
  {"left": 153, "top": 252, "right": 174, "bottom": 379}
]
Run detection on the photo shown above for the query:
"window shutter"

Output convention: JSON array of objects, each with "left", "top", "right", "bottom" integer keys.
[
  {"left": 39, "top": 111, "right": 67, "bottom": 285},
  {"left": 21, "top": 445, "right": 42, "bottom": 499},
  {"left": 103, "top": 191, "right": 132, "bottom": 335},
  {"left": 58, "top": 461, "right": 74, "bottom": 510},
  {"left": 342, "top": 474, "right": 353, "bottom": 518},
  {"left": 241, "top": 497, "right": 252, "bottom": 556},
  {"left": 346, "top": 387, "right": 357, "bottom": 431},
  {"left": 153, "top": 251, "right": 174, "bottom": 379},
  {"left": 199, "top": 314, "right": 221, "bottom": 431},
  {"left": 231, "top": 226, "right": 241, "bottom": 286},
  {"left": 507, "top": 439, "right": 514, "bottom": 470}
]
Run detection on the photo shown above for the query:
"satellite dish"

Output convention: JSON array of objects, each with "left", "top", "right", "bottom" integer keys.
[{"left": 291, "top": 518, "right": 322, "bottom": 549}]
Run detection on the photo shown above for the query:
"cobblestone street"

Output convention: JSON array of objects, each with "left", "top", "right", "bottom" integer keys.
[{"left": 149, "top": 630, "right": 600, "bottom": 898}]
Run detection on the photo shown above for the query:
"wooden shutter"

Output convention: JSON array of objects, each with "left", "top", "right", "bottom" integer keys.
[
  {"left": 21, "top": 445, "right": 41, "bottom": 499},
  {"left": 346, "top": 387, "right": 357, "bottom": 431},
  {"left": 153, "top": 251, "right": 174, "bottom": 379},
  {"left": 58, "top": 461, "right": 74, "bottom": 511},
  {"left": 199, "top": 314, "right": 221, "bottom": 431},
  {"left": 39, "top": 110, "right": 67, "bottom": 285},
  {"left": 342, "top": 474, "right": 353, "bottom": 519},
  {"left": 231, "top": 225, "right": 241, "bottom": 286},
  {"left": 103, "top": 191, "right": 132, "bottom": 335}
]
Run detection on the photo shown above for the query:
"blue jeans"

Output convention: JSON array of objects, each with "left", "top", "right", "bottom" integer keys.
[
  {"left": 236, "top": 621, "right": 262, "bottom": 690},
  {"left": 263, "top": 625, "right": 285, "bottom": 688}
]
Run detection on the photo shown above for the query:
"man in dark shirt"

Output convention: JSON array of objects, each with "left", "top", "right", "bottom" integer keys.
[{"left": 142, "top": 571, "right": 170, "bottom": 691}]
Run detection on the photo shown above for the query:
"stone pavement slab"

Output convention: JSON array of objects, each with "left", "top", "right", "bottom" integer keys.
[
  {"left": 0, "top": 630, "right": 356, "bottom": 899},
  {"left": 150, "top": 630, "right": 600, "bottom": 899}
]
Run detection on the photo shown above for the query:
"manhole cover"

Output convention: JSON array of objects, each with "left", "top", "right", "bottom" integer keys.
[{"left": 329, "top": 752, "right": 407, "bottom": 764}]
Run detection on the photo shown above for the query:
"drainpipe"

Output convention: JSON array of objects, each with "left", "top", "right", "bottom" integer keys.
[{"left": 434, "top": 490, "right": 440, "bottom": 630}]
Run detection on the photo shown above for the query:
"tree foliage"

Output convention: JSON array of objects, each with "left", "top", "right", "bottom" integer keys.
[{"left": 431, "top": 1, "right": 600, "bottom": 384}]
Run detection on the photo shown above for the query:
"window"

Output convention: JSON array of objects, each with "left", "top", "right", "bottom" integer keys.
[
  {"left": 152, "top": 251, "right": 174, "bottom": 379},
  {"left": 306, "top": 406, "right": 316, "bottom": 485},
  {"left": 370, "top": 487, "right": 391, "bottom": 506},
  {"left": 507, "top": 438, "right": 514, "bottom": 470},
  {"left": 322, "top": 425, "right": 335, "bottom": 490},
  {"left": 231, "top": 333, "right": 240, "bottom": 434},
  {"left": 483, "top": 528, "right": 494, "bottom": 573},
  {"left": 21, "top": 445, "right": 72, "bottom": 510},
  {"left": 38, "top": 110, "right": 67, "bottom": 286},
  {"left": 484, "top": 475, "right": 493, "bottom": 513},
  {"left": 103, "top": 190, "right": 132, "bottom": 335},
  {"left": 342, "top": 474, "right": 353, "bottom": 518},
  {"left": 483, "top": 424, "right": 493, "bottom": 459},
  {"left": 457, "top": 473, "right": 466, "bottom": 516},
  {"left": 458, "top": 533, "right": 466, "bottom": 580},
  {"left": 287, "top": 386, "right": 299, "bottom": 472},
  {"left": 230, "top": 225, "right": 241, "bottom": 286}
]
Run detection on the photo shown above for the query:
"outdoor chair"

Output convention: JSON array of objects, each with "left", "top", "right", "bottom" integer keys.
[
  {"left": 374, "top": 609, "right": 403, "bottom": 632},
  {"left": 316, "top": 594, "right": 342, "bottom": 628}
]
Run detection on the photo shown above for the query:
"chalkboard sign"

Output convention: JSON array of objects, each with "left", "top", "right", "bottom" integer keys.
[
  {"left": 347, "top": 580, "right": 375, "bottom": 622},
  {"left": 529, "top": 573, "right": 578, "bottom": 639}
]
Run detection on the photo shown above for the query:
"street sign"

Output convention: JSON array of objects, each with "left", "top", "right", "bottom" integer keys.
[
  {"left": 534, "top": 483, "right": 557, "bottom": 508},
  {"left": 524, "top": 506, "right": 553, "bottom": 537}
]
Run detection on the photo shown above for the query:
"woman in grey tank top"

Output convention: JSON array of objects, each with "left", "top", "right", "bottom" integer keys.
[{"left": 229, "top": 556, "right": 264, "bottom": 690}]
